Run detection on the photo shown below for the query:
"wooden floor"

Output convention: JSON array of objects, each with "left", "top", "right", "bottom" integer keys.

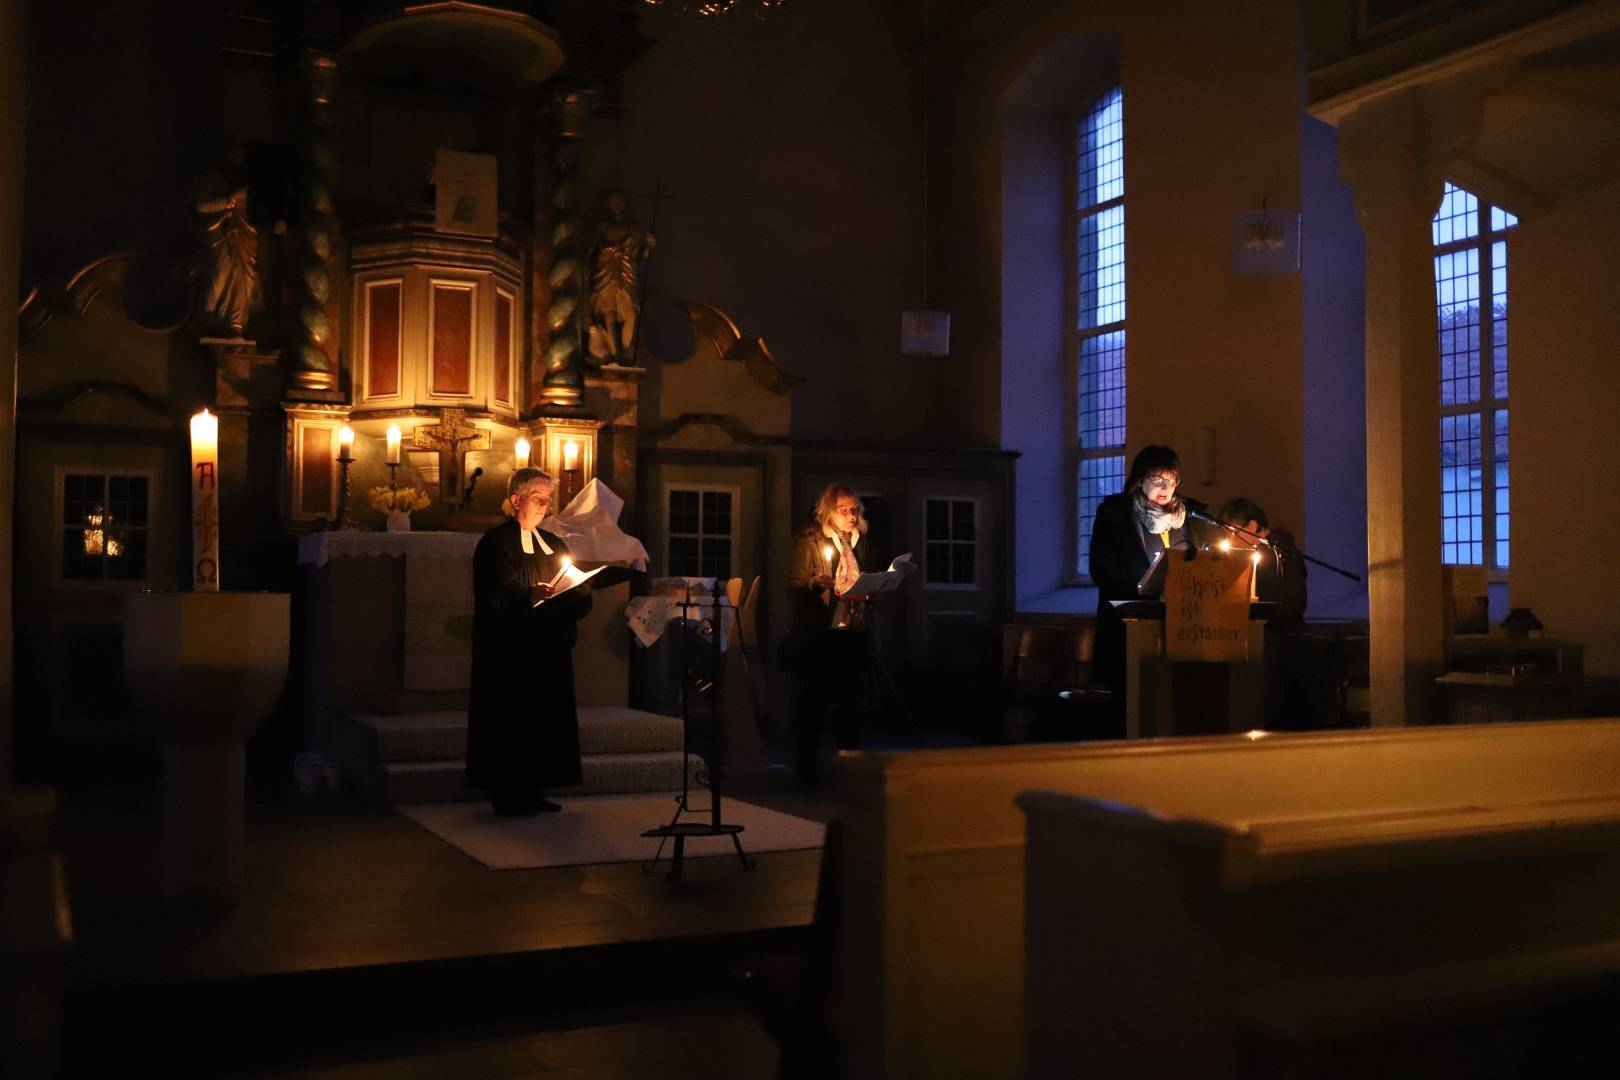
[{"left": 51, "top": 749, "right": 842, "bottom": 1079}]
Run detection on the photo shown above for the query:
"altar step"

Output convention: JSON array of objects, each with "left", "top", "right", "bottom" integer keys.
[{"left": 338, "top": 705, "right": 703, "bottom": 805}]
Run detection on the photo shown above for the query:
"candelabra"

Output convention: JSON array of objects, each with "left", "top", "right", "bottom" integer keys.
[
  {"left": 331, "top": 457, "right": 357, "bottom": 531},
  {"left": 331, "top": 425, "right": 357, "bottom": 530}
]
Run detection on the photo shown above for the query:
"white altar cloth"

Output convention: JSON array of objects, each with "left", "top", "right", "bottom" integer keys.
[{"left": 296, "top": 529, "right": 481, "bottom": 567}]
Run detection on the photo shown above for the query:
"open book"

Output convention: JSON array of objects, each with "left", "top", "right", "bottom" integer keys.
[
  {"left": 533, "top": 562, "right": 606, "bottom": 606},
  {"left": 839, "top": 553, "right": 917, "bottom": 599}
]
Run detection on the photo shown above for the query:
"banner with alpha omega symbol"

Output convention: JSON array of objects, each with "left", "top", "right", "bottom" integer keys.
[{"left": 1164, "top": 553, "right": 1252, "bottom": 663}]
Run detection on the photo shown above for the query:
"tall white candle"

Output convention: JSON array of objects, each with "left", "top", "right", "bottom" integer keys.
[
  {"left": 1250, "top": 550, "right": 1261, "bottom": 603},
  {"left": 338, "top": 424, "right": 355, "bottom": 463},
  {"left": 515, "top": 436, "right": 531, "bottom": 469},
  {"left": 386, "top": 424, "right": 402, "bottom": 465},
  {"left": 190, "top": 408, "right": 220, "bottom": 592},
  {"left": 562, "top": 439, "right": 580, "bottom": 471}
]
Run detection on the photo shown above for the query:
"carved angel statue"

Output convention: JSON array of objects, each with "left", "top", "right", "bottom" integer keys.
[
  {"left": 194, "top": 149, "right": 259, "bottom": 338},
  {"left": 586, "top": 189, "right": 655, "bottom": 363}
]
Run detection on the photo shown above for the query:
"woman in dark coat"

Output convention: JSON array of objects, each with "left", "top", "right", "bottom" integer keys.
[
  {"left": 466, "top": 467, "right": 593, "bottom": 815},
  {"left": 1088, "top": 445, "right": 1210, "bottom": 725},
  {"left": 784, "top": 483, "right": 874, "bottom": 784}
]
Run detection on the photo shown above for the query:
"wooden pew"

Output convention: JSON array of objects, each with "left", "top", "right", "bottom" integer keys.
[
  {"left": 837, "top": 719, "right": 1620, "bottom": 1080},
  {"left": 1019, "top": 789, "right": 1620, "bottom": 1078}
]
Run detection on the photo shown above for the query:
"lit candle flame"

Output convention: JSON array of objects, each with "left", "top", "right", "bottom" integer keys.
[
  {"left": 338, "top": 424, "right": 355, "bottom": 462},
  {"left": 547, "top": 554, "right": 573, "bottom": 591},
  {"left": 562, "top": 439, "right": 580, "bottom": 471},
  {"left": 190, "top": 408, "right": 220, "bottom": 591},
  {"left": 515, "top": 436, "right": 531, "bottom": 469},
  {"left": 190, "top": 408, "right": 218, "bottom": 447},
  {"left": 386, "top": 424, "right": 402, "bottom": 465}
]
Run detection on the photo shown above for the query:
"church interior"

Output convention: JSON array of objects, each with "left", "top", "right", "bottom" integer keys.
[{"left": 4, "top": 0, "right": 1620, "bottom": 1076}]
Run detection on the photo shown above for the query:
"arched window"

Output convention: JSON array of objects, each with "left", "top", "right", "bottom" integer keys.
[{"left": 1433, "top": 182, "right": 1515, "bottom": 569}]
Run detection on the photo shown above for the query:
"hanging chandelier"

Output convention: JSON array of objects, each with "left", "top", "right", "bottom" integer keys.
[{"left": 642, "top": 0, "right": 787, "bottom": 17}]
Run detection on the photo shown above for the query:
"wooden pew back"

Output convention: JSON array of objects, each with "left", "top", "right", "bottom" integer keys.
[{"left": 838, "top": 719, "right": 1620, "bottom": 1080}]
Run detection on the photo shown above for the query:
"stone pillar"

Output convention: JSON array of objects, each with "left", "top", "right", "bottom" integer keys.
[
  {"left": 1339, "top": 90, "right": 1450, "bottom": 726},
  {"left": 0, "top": 0, "right": 25, "bottom": 782},
  {"left": 287, "top": 50, "right": 343, "bottom": 399},
  {"left": 541, "top": 87, "right": 590, "bottom": 408}
]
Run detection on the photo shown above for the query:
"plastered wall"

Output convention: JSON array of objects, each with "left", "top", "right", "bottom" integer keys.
[
  {"left": 1508, "top": 180, "right": 1620, "bottom": 675},
  {"left": 938, "top": 0, "right": 1313, "bottom": 601}
]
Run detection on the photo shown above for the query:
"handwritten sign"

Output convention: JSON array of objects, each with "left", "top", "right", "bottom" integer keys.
[{"left": 1164, "top": 553, "right": 1251, "bottom": 663}]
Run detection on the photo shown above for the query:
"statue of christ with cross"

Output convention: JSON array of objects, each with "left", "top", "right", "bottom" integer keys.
[{"left": 413, "top": 408, "right": 490, "bottom": 504}]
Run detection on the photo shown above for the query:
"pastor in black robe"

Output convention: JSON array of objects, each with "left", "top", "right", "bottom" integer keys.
[{"left": 465, "top": 518, "right": 592, "bottom": 813}]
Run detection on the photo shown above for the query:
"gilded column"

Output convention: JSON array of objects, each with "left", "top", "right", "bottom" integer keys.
[
  {"left": 288, "top": 50, "right": 342, "bottom": 396},
  {"left": 541, "top": 87, "right": 590, "bottom": 407}
]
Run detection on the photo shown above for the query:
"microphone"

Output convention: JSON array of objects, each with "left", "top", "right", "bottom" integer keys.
[{"left": 1180, "top": 503, "right": 1224, "bottom": 528}]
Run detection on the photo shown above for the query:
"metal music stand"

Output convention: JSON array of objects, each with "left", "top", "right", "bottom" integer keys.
[
  {"left": 862, "top": 597, "right": 920, "bottom": 736},
  {"left": 642, "top": 577, "right": 752, "bottom": 883}
]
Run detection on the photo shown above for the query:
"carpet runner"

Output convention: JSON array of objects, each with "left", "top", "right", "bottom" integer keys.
[{"left": 398, "top": 792, "right": 825, "bottom": 869}]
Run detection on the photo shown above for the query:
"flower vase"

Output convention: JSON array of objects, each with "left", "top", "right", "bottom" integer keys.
[{"left": 385, "top": 510, "right": 412, "bottom": 533}]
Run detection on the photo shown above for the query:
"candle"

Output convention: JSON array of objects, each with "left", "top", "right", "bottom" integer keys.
[
  {"left": 189, "top": 408, "right": 220, "bottom": 592},
  {"left": 822, "top": 544, "right": 834, "bottom": 578},
  {"left": 338, "top": 424, "right": 355, "bottom": 463},
  {"left": 562, "top": 439, "right": 580, "bottom": 472},
  {"left": 515, "top": 436, "right": 531, "bottom": 469},
  {"left": 386, "top": 424, "right": 402, "bottom": 465},
  {"left": 547, "top": 555, "right": 573, "bottom": 592},
  {"left": 1250, "top": 550, "right": 1261, "bottom": 603}
]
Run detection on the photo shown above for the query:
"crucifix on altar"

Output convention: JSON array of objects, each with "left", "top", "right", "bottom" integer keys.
[{"left": 413, "top": 407, "right": 491, "bottom": 505}]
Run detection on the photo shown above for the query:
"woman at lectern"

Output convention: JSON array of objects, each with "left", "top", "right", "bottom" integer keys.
[
  {"left": 1088, "top": 445, "right": 1210, "bottom": 727},
  {"left": 781, "top": 484, "right": 873, "bottom": 784}
]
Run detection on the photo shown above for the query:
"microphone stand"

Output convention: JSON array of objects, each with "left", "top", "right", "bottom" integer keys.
[{"left": 1184, "top": 506, "right": 1362, "bottom": 582}]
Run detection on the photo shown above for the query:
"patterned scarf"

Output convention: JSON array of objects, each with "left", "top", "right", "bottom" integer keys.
[
  {"left": 822, "top": 523, "right": 862, "bottom": 594},
  {"left": 1132, "top": 491, "right": 1186, "bottom": 536}
]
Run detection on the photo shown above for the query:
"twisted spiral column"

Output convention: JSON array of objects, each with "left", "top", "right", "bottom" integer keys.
[
  {"left": 540, "top": 87, "right": 589, "bottom": 407},
  {"left": 288, "top": 50, "right": 341, "bottom": 395}
]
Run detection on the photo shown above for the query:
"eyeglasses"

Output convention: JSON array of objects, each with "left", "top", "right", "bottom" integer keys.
[{"left": 1144, "top": 474, "right": 1179, "bottom": 491}]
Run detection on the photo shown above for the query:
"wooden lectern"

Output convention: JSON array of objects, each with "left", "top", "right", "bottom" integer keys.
[{"left": 1115, "top": 601, "right": 1274, "bottom": 737}]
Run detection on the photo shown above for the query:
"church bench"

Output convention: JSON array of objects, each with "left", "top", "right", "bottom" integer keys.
[
  {"left": 1019, "top": 787, "right": 1620, "bottom": 1079},
  {"left": 835, "top": 718, "right": 1620, "bottom": 1080}
]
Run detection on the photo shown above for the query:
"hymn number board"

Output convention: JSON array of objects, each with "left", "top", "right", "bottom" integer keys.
[{"left": 1163, "top": 554, "right": 1253, "bottom": 663}]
